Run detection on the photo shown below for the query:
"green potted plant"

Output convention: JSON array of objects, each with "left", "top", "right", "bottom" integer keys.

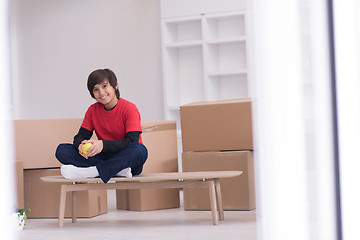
[{"left": 13, "top": 206, "right": 31, "bottom": 230}]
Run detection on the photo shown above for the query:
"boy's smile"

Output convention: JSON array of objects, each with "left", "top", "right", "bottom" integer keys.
[{"left": 92, "top": 79, "right": 118, "bottom": 110}]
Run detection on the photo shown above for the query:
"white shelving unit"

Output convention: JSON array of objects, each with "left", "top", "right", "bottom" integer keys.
[
  {"left": 160, "top": 0, "right": 248, "bottom": 173},
  {"left": 161, "top": 11, "right": 250, "bottom": 170},
  {"left": 203, "top": 12, "right": 249, "bottom": 102},
  {"left": 161, "top": 10, "right": 250, "bottom": 124}
]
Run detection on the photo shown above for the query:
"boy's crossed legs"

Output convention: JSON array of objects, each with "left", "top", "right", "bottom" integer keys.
[{"left": 55, "top": 143, "right": 148, "bottom": 183}]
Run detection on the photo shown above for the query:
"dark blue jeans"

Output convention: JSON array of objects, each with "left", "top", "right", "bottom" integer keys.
[{"left": 55, "top": 143, "right": 148, "bottom": 183}]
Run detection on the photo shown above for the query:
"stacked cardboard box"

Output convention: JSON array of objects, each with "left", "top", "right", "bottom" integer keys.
[
  {"left": 15, "top": 119, "right": 180, "bottom": 215},
  {"left": 116, "top": 121, "right": 180, "bottom": 211},
  {"left": 180, "top": 99, "right": 255, "bottom": 210},
  {"left": 14, "top": 119, "right": 108, "bottom": 218},
  {"left": 23, "top": 168, "right": 107, "bottom": 218}
]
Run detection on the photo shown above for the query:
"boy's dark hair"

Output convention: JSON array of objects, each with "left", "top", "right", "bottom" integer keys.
[{"left": 87, "top": 69, "right": 120, "bottom": 99}]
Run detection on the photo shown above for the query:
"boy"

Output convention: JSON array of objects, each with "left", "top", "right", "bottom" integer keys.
[{"left": 55, "top": 69, "right": 148, "bottom": 183}]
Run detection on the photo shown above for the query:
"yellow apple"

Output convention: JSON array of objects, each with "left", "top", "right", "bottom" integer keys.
[{"left": 81, "top": 143, "right": 93, "bottom": 155}]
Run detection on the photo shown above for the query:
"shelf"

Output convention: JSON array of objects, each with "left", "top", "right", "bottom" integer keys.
[
  {"left": 165, "top": 40, "right": 202, "bottom": 48},
  {"left": 207, "top": 42, "right": 247, "bottom": 72},
  {"left": 162, "top": 44, "right": 204, "bottom": 109},
  {"left": 208, "top": 69, "right": 247, "bottom": 76},
  {"left": 205, "top": 12, "right": 245, "bottom": 40},
  {"left": 207, "top": 74, "right": 249, "bottom": 100},
  {"left": 205, "top": 36, "right": 246, "bottom": 45},
  {"left": 163, "top": 16, "right": 202, "bottom": 24},
  {"left": 205, "top": 11, "right": 246, "bottom": 20},
  {"left": 163, "top": 17, "right": 202, "bottom": 44}
]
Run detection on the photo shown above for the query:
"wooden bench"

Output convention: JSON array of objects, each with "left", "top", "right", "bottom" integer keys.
[{"left": 41, "top": 171, "right": 242, "bottom": 227}]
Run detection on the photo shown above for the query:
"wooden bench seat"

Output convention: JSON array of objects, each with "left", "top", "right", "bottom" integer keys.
[{"left": 41, "top": 171, "right": 242, "bottom": 227}]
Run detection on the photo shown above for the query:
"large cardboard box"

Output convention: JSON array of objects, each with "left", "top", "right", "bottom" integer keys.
[
  {"left": 180, "top": 99, "right": 253, "bottom": 151},
  {"left": 14, "top": 118, "right": 84, "bottom": 169},
  {"left": 24, "top": 168, "right": 108, "bottom": 218},
  {"left": 116, "top": 121, "right": 180, "bottom": 211},
  {"left": 182, "top": 151, "right": 255, "bottom": 210}
]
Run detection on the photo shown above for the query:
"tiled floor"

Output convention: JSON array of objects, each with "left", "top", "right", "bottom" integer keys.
[{"left": 15, "top": 190, "right": 257, "bottom": 240}]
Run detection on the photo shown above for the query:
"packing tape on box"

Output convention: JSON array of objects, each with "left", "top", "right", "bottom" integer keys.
[{"left": 141, "top": 121, "right": 176, "bottom": 132}]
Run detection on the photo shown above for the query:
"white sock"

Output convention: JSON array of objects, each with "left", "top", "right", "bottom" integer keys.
[
  {"left": 61, "top": 165, "right": 99, "bottom": 179},
  {"left": 115, "top": 167, "right": 132, "bottom": 178}
]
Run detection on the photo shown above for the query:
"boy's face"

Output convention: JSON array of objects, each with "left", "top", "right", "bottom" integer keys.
[{"left": 92, "top": 79, "right": 118, "bottom": 109}]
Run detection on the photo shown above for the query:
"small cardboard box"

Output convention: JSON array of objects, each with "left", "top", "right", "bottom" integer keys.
[
  {"left": 180, "top": 99, "right": 253, "bottom": 151},
  {"left": 24, "top": 168, "right": 108, "bottom": 218},
  {"left": 116, "top": 121, "right": 180, "bottom": 211},
  {"left": 182, "top": 151, "right": 255, "bottom": 210}
]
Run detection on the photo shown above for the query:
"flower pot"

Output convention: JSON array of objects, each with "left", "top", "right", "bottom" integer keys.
[{"left": 11, "top": 212, "right": 25, "bottom": 230}]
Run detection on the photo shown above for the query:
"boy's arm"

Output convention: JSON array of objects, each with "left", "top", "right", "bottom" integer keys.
[
  {"left": 102, "top": 131, "right": 141, "bottom": 153},
  {"left": 73, "top": 127, "right": 93, "bottom": 148}
]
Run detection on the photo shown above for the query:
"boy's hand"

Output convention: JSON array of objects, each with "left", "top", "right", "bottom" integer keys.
[{"left": 78, "top": 140, "right": 103, "bottom": 159}]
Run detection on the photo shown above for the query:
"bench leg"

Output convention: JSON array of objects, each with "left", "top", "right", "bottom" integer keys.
[
  {"left": 58, "top": 185, "right": 67, "bottom": 228},
  {"left": 215, "top": 179, "right": 224, "bottom": 221},
  {"left": 208, "top": 180, "right": 219, "bottom": 225},
  {"left": 72, "top": 191, "right": 77, "bottom": 223}
]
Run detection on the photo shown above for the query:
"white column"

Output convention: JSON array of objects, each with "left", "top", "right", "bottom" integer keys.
[
  {"left": 251, "top": 1, "right": 308, "bottom": 239},
  {"left": 251, "top": 0, "right": 337, "bottom": 239},
  {"left": 0, "top": 0, "right": 16, "bottom": 238},
  {"left": 333, "top": 1, "right": 360, "bottom": 239}
]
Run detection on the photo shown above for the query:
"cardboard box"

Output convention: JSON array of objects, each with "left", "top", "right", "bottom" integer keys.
[
  {"left": 180, "top": 99, "right": 253, "bottom": 151},
  {"left": 14, "top": 118, "right": 84, "bottom": 169},
  {"left": 15, "top": 160, "right": 24, "bottom": 209},
  {"left": 116, "top": 121, "right": 180, "bottom": 211},
  {"left": 182, "top": 151, "right": 255, "bottom": 210},
  {"left": 14, "top": 118, "right": 179, "bottom": 212},
  {"left": 24, "top": 168, "right": 108, "bottom": 218}
]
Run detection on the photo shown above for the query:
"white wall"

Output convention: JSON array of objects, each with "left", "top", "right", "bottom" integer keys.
[{"left": 10, "top": 0, "right": 163, "bottom": 121}]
